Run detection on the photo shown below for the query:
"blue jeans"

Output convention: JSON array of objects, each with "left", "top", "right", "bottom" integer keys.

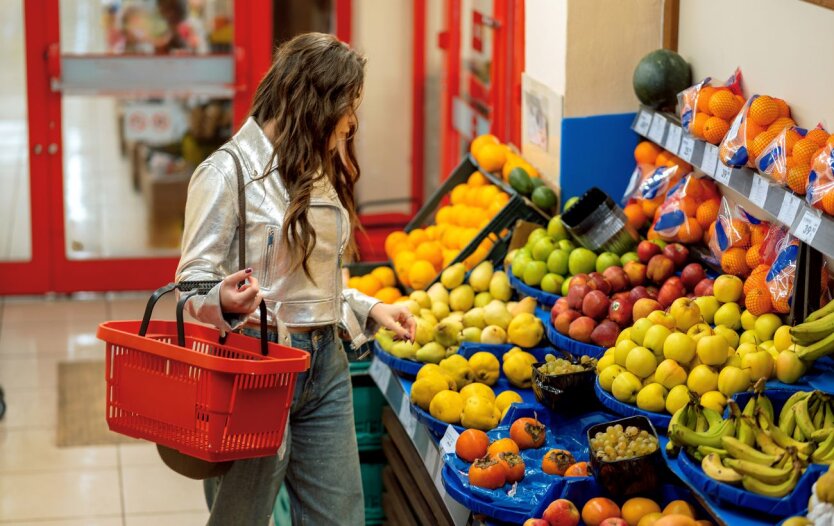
[{"left": 204, "top": 326, "right": 364, "bottom": 526}]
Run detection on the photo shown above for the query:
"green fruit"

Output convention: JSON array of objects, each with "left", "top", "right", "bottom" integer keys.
[
  {"left": 532, "top": 237, "right": 556, "bottom": 262},
  {"left": 558, "top": 239, "right": 575, "bottom": 252},
  {"left": 564, "top": 196, "right": 579, "bottom": 211},
  {"left": 546, "top": 249, "right": 569, "bottom": 275},
  {"left": 595, "top": 252, "right": 621, "bottom": 273},
  {"left": 620, "top": 251, "right": 639, "bottom": 265},
  {"left": 632, "top": 48, "right": 692, "bottom": 109},
  {"left": 531, "top": 186, "right": 557, "bottom": 210},
  {"left": 541, "top": 273, "right": 564, "bottom": 294},
  {"left": 526, "top": 228, "right": 548, "bottom": 248},
  {"left": 650, "top": 239, "right": 667, "bottom": 249},
  {"left": 568, "top": 248, "right": 597, "bottom": 275},
  {"left": 512, "top": 253, "right": 531, "bottom": 278},
  {"left": 523, "top": 261, "right": 547, "bottom": 287},
  {"left": 530, "top": 177, "right": 545, "bottom": 189},
  {"left": 547, "top": 216, "right": 568, "bottom": 241},
  {"left": 561, "top": 276, "right": 572, "bottom": 297},
  {"left": 508, "top": 167, "right": 534, "bottom": 194}
]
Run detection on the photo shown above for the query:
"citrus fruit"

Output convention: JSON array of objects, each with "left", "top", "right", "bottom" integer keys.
[
  {"left": 622, "top": 497, "right": 662, "bottom": 526},
  {"left": 624, "top": 203, "right": 647, "bottom": 229},
  {"left": 468, "top": 171, "right": 488, "bottom": 187},
  {"left": 371, "top": 266, "right": 397, "bottom": 288},
  {"left": 787, "top": 165, "right": 811, "bottom": 195},
  {"left": 774, "top": 98, "right": 790, "bottom": 118},
  {"left": 708, "top": 90, "right": 742, "bottom": 119},
  {"left": 385, "top": 231, "right": 409, "bottom": 259},
  {"left": 749, "top": 129, "right": 780, "bottom": 161},
  {"left": 532, "top": 186, "right": 557, "bottom": 210},
  {"left": 691, "top": 112, "right": 709, "bottom": 138},
  {"left": 347, "top": 276, "right": 362, "bottom": 289},
  {"left": 728, "top": 219, "right": 751, "bottom": 248},
  {"left": 750, "top": 224, "right": 769, "bottom": 245},
  {"left": 696, "top": 86, "right": 716, "bottom": 113},
  {"left": 470, "top": 134, "right": 499, "bottom": 157},
  {"left": 655, "top": 151, "right": 673, "bottom": 167},
  {"left": 475, "top": 143, "right": 507, "bottom": 172},
  {"left": 508, "top": 167, "right": 534, "bottom": 194},
  {"left": 768, "top": 117, "right": 795, "bottom": 132},
  {"left": 635, "top": 141, "right": 662, "bottom": 164},
  {"left": 677, "top": 217, "right": 703, "bottom": 244},
  {"left": 745, "top": 288, "right": 772, "bottom": 316},
  {"left": 749, "top": 96, "right": 779, "bottom": 127},
  {"left": 746, "top": 244, "right": 762, "bottom": 269},
  {"left": 374, "top": 286, "right": 402, "bottom": 303},
  {"left": 502, "top": 152, "right": 523, "bottom": 181},
  {"left": 702, "top": 116, "right": 730, "bottom": 144},
  {"left": 744, "top": 272, "right": 766, "bottom": 297},
  {"left": 409, "top": 260, "right": 437, "bottom": 290},
  {"left": 416, "top": 241, "right": 444, "bottom": 271},
  {"left": 793, "top": 138, "right": 819, "bottom": 166},
  {"left": 358, "top": 274, "right": 383, "bottom": 296},
  {"left": 408, "top": 228, "right": 429, "bottom": 247},
  {"left": 823, "top": 192, "right": 834, "bottom": 215},
  {"left": 696, "top": 199, "right": 720, "bottom": 229},
  {"left": 744, "top": 121, "right": 764, "bottom": 140},
  {"left": 806, "top": 129, "right": 829, "bottom": 148},
  {"left": 662, "top": 500, "right": 696, "bottom": 518},
  {"left": 721, "top": 247, "right": 750, "bottom": 277}
]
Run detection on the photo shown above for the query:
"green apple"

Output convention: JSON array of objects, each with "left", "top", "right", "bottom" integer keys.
[
  {"left": 614, "top": 339, "right": 638, "bottom": 367},
  {"left": 670, "top": 297, "right": 702, "bottom": 332},
  {"left": 666, "top": 385, "right": 692, "bottom": 415},
  {"left": 519, "top": 247, "right": 532, "bottom": 259},
  {"left": 620, "top": 251, "right": 639, "bottom": 265},
  {"left": 647, "top": 310, "right": 676, "bottom": 331},
  {"left": 596, "top": 252, "right": 621, "bottom": 273},
  {"left": 547, "top": 215, "right": 569, "bottom": 241},
  {"left": 742, "top": 350, "right": 775, "bottom": 382},
  {"left": 561, "top": 276, "right": 572, "bottom": 296},
  {"left": 693, "top": 296, "right": 720, "bottom": 325},
  {"left": 564, "top": 196, "right": 580, "bottom": 211},
  {"left": 775, "top": 350, "right": 807, "bottom": 384},
  {"left": 714, "top": 275, "right": 743, "bottom": 303},
  {"left": 636, "top": 383, "right": 668, "bottom": 413},
  {"left": 655, "top": 359, "right": 688, "bottom": 389},
  {"left": 755, "top": 313, "right": 783, "bottom": 342},
  {"left": 512, "top": 253, "right": 531, "bottom": 278},
  {"left": 625, "top": 346, "right": 658, "bottom": 379},
  {"left": 774, "top": 325, "right": 792, "bottom": 352},
  {"left": 663, "top": 332, "right": 696, "bottom": 363},
  {"left": 644, "top": 325, "right": 672, "bottom": 358},
  {"left": 526, "top": 228, "right": 548, "bottom": 248},
  {"left": 696, "top": 335, "right": 730, "bottom": 367},
  {"left": 558, "top": 239, "right": 576, "bottom": 252},
  {"left": 532, "top": 237, "right": 557, "bottom": 262},
  {"left": 739, "top": 329, "right": 761, "bottom": 346},
  {"left": 740, "top": 309, "right": 759, "bottom": 331},
  {"left": 700, "top": 391, "right": 728, "bottom": 413},
  {"left": 611, "top": 371, "right": 643, "bottom": 403},
  {"left": 599, "top": 364, "right": 626, "bottom": 391},
  {"left": 617, "top": 328, "right": 632, "bottom": 344},
  {"left": 717, "top": 366, "right": 752, "bottom": 397},
  {"left": 760, "top": 340, "right": 776, "bottom": 353},
  {"left": 522, "top": 260, "right": 547, "bottom": 287},
  {"left": 540, "top": 273, "right": 564, "bottom": 294},
  {"left": 546, "top": 249, "right": 569, "bottom": 275},
  {"left": 687, "top": 364, "right": 719, "bottom": 396},
  {"left": 713, "top": 324, "right": 740, "bottom": 349},
  {"left": 687, "top": 323, "right": 714, "bottom": 345},
  {"left": 630, "top": 318, "right": 654, "bottom": 346},
  {"left": 568, "top": 248, "right": 597, "bottom": 275},
  {"left": 714, "top": 302, "right": 742, "bottom": 330}
]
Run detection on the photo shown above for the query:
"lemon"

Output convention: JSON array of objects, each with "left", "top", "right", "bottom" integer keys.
[
  {"left": 459, "top": 382, "right": 495, "bottom": 404},
  {"left": 429, "top": 390, "right": 464, "bottom": 424},
  {"left": 495, "top": 390, "right": 523, "bottom": 413},
  {"left": 460, "top": 395, "right": 499, "bottom": 431},
  {"left": 411, "top": 375, "right": 454, "bottom": 411},
  {"left": 468, "top": 352, "right": 500, "bottom": 386}
]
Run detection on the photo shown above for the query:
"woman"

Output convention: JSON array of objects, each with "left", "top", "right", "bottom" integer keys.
[{"left": 176, "top": 33, "right": 415, "bottom": 526}]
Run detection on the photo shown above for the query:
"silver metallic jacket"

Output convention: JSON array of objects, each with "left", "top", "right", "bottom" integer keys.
[{"left": 175, "top": 117, "right": 380, "bottom": 348}]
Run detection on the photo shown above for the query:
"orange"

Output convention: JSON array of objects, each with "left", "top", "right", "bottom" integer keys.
[
  {"left": 470, "top": 133, "right": 499, "bottom": 157},
  {"left": 394, "top": 249, "right": 416, "bottom": 276},
  {"left": 768, "top": 117, "right": 796, "bottom": 132},
  {"left": 749, "top": 129, "right": 780, "bottom": 161},
  {"left": 744, "top": 272, "right": 767, "bottom": 296},
  {"left": 774, "top": 98, "right": 790, "bottom": 118},
  {"left": 415, "top": 241, "right": 443, "bottom": 271},
  {"left": 468, "top": 171, "right": 488, "bottom": 187},
  {"left": 702, "top": 117, "right": 730, "bottom": 145},
  {"left": 828, "top": 134, "right": 834, "bottom": 148},
  {"left": 696, "top": 199, "right": 720, "bottom": 229},
  {"left": 772, "top": 292, "right": 791, "bottom": 314},
  {"left": 812, "top": 147, "right": 826, "bottom": 167},
  {"left": 358, "top": 274, "right": 383, "bottom": 296},
  {"left": 385, "top": 231, "right": 409, "bottom": 259},
  {"left": 678, "top": 216, "right": 704, "bottom": 244},
  {"left": 787, "top": 165, "right": 811, "bottom": 195},
  {"left": 662, "top": 500, "right": 697, "bottom": 518},
  {"left": 806, "top": 128, "right": 829, "bottom": 148},
  {"left": 696, "top": 86, "right": 716, "bottom": 114},
  {"left": 691, "top": 112, "right": 710, "bottom": 138},
  {"left": 708, "top": 90, "right": 742, "bottom": 119},
  {"left": 746, "top": 288, "right": 773, "bottom": 316},
  {"left": 622, "top": 497, "right": 662, "bottom": 526},
  {"left": 624, "top": 203, "right": 647, "bottom": 230},
  {"left": 407, "top": 228, "right": 429, "bottom": 247},
  {"left": 783, "top": 129, "right": 802, "bottom": 152},
  {"left": 823, "top": 192, "right": 834, "bottom": 215},
  {"left": 475, "top": 143, "right": 507, "bottom": 172},
  {"left": 721, "top": 247, "right": 750, "bottom": 277},
  {"left": 518, "top": 160, "right": 539, "bottom": 179},
  {"left": 641, "top": 196, "right": 663, "bottom": 219},
  {"left": 794, "top": 138, "right": 819, "bottom": 166},
  {"left": 435, "top": 205, "right": 454, "bottom": 225},
  {"left": 582, "top": 497, "right": 622, "bottom": 526},
  {"left": 442, "top": 249, "right": 458, "bottom": 267},
  {"left": 654, "top": 516, "right": 698, "bottom": 526},
  {"left": 450, "top": 184, "right": 468, "bottom": 205},
  {"left": 749, "top": 95, "right": 779, "bottom": 127},
  {"left": 750, "top": 224, "right": 769, "bottom": 246},
  {"left": 408, "top": 260, "right": 436, "bottom": 290},
  {"left": 502, "top": 152, "right": 523, "bottom": 180},
  {"left": 655, "top": 151, "right": 673, "bottom": 167},
  {"left": 374, "top": 286, "right": 402, "bottom": 304},
  {"left": 347, "top": 276, "right": 362, "bottom": 289},
  {"left": 746, "top": 244, "right": 763, "bottom": 269},
  {"left": 371, "top": 266, "right": 397, "bottom": 288},
  {"left": 678, "top": 196, "right": 699, "bottom": 217},
  {"left": 728, "top": 219, "right": 751, "bottom": 248},
  {"left": 634, "top": 141, "right": 663, "bottom": 165},
  {"left": 744, "top": 121, "right": 764, "bottom": 141}
]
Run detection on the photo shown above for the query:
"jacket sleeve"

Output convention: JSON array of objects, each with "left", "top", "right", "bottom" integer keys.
[
  {"left": 175, "top": 161, "right": 243, "bottom": 333},
  {"left": 341, "top": 288, "right": 381, "bottom": 339}
]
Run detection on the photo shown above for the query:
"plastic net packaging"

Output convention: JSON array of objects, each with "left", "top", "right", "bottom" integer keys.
[
  {"left": 649, "top": 174, "right": 721, "bottom": 244},
  {"left": 679, "top": 68, "right": 744, "bottom": 145},
  {"left": 718, "top": 94, "right": 793, "bottom": 168}
]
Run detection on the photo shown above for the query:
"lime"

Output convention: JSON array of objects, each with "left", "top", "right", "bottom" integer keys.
[
  {"left": 508, "top": 167, "right": 533, "bottom": 195},
  {"left": 531, "top": 186, "right": 557, "bottom": 210}
]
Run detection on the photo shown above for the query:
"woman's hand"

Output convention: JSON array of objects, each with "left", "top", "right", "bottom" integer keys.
[
  {"left": 369, "top": 302, "right": 416, "bottom": 342},
  {"left": 219, "top": 268, "right": 263, "bottom": 315}
]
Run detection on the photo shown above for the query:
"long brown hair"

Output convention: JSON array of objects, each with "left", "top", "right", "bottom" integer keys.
[{"left": 250, "top": 33, "right": 366, "bottom": 280}]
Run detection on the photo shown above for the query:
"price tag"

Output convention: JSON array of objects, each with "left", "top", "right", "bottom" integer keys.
[
  {"left": 701, "top": 144, "right": 719, "bottom": 176},
  {"left": 795, "top": 209, "right": 822, "bottom": 244},
  {"left": 440, "top": 425, "right": 461, "bottom": 454},
  {"left": 714, "top": 163, "right": 733, "bottom": 185},
  {"left": 368, "top": 358, "right": 391, "bottom": 392},
  {"left": 778, "top": 192, "right": 802, "bottom": 226},
  {"left": 665, "top": 125, "right": 682, "bottom": 154},
  {"left": 398, "top": 396, "right": 417, "bottom": 437},
  {"left": 648, "top": 114, "right": 667, "bottom": 143},
  {"left": 634, "top": 111, "right": 652, "bottom": 135},
  {"left": 749, "top": 175, "right": 769, "bottom": 208},
  {"left": 679, "top": 136, "right": 695, "bottom": 162}
]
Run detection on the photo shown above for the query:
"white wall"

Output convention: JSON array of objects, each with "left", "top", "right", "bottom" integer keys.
[
  {"left": 524, "top": 0, "right": 567, "bottom": 96},
  {"left": 678, "top": 0, "right": 834, "bottom": 128}
]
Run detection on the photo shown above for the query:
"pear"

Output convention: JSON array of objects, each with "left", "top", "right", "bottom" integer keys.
[
  {"left": 410, "top": 290, "right": 432, "bottom": 309},
  {"left": 446, "top": 345, "right": 460, "bottom": 357},
  {"left": 461, "top": 327, "right": 482, "bottom": 343},
  {"left": 426, "top": 283, "right": 450, "bottom": 306},
  {"left": 474, "top": 292, "right": 493, "bottom": 308},
  {"left": 489, "top": 270, "right": 512, "bottom": 301},
  {"left": 434, "top": 320, "right": 463, "bottom": 348},
  {"left": 391, "top": 340, "right": 418, "bottom": 360},
  {"left": 431, "top": 301, "right": 451, "bottom": 321},
  {"left": 375, "top": 328, "right": 395, "bottom": 352},
  {"left": 462, "top": 307, "right": 486, "bottom": 329},
  {"left": 449, "top": 285, "right": 475, "bottom": 312},
  {"left": 510, "top": 297, "right": 537, "bottom": 316},
  {"left": 447, "top": 311, "right": 465, "bottom": 324},
  {"left": 481, "top": 325, "right": 507, "bottom": 344},
  {"left": 419, "top": 309, "right": 438, "bottom": 325},
  {"left": 506, "top": 301, "right": 518, "bottom": 313},
  {"left": 483, "top": 301, "right": 512, "bottom": 330},
  {"left": 441, "top": 263, "right": 467, "bottom": 289},
  {"left": 414, "top": 318, "right": 436, "bottom": 346},
  {"left": 469, "top": 261, "right": 494, "bottom": 292},
  {"left": 403, "top": 300, "right": 421, "bottom": 316},
  {"left": 416, "top": 342, "right": 446, "bottom": 364}
]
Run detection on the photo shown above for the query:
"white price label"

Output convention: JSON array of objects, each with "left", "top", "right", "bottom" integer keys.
[
  {"left": 701, "top": 144, "right": 719, "bottom": 176},
  {"left": 369, "top": 358, "right": 391, "bottom": 392},
  {"left": 440, "top": 425, "right": 461, "bottom": 454},
  {"left": 665, "top": 125, "right": 682, "bottom": 154},
  {"left": 795, "top": 209, "right": 822, "bottom": 244},
  {"left": 749, "top": 175, "right": 769, "bottom": 208},
  {"left": 680, "top": 136, "right": 696, "bottom": 162},
  {"left": 715, "top": 163, "right": 733, "bottom": 185},
  {"left": 778, "top": 192, "right": 802, "bottom": 226},
  {"left": 634, "top": 111, "right": 652, "bottom": 135},
  {"left": 398, "top": 396, "right": 417, "bottom": 437},
  {"left": 648, "top": 114, "right": 667, "bottom": 143}
]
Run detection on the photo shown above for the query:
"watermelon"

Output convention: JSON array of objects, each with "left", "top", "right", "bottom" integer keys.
[{"left": 633, "top": 49, "right": 691, "bottom": 110}]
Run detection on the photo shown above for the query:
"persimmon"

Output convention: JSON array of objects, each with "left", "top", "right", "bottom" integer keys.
[
  {"left": 509, "top": 417, "right": 546, "bottom": 449},
  {"left": 581, "top": 497, "right": 621, "bottom": 526},
  {"left": 455, "top": 429, "right": 489, "bottom": 463},
  {"left": 468, "top": 457, "right": 506, "bottom": 489},
  {"left": 487, "top": 437, "right": 519, "bottom": 458},
  {"left": 564, "top": 461, "right": 590, "bottom": 477},
  {"left": 541, "top": 448, "right": 575, "bottom": 476},
  {"left": 496, "top": 452, "right": 525, "bottom": 483}
]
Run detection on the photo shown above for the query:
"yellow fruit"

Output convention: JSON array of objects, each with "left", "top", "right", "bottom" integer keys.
[
  {"left": 507, "top": 313, "right": 545, "bottom": 348},
  {"left": 409, "top": 260, "right": 437, "bottom": 290},
  {"left": 459, "top": 382, "right": 496, "bottom": 404},
  {"left": 371, "top": 266, "right": 397, "bottom": 288},
  {"left": 494, "top": 390, "right": 523, "bottom": 414},
  {"left": 429, "top": 390, "right": 464, "bottom": 424},
  {"left": 439, "top": 354, "right": 475, "bottom": 388},
  {"left": 502, "top": 351, "right": 537, "bottom": 389},
  {"left": 411, "top": 375, "right": 455, "bottom": 411},
  {"left": 460, "top": 395, "right": 499, "bottom": 431},
  {"left": 622, "top": 497, "right": 662, "bottom": 526},
  {"left": 416, "top": 363, "right": 457, "bottom": 389},
  {"left": 468, "top": 351, "right": 501, "bottom": 386}
]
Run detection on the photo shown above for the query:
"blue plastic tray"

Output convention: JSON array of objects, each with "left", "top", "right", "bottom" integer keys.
[
  {"left": 594, "top": 376, "right": 672, "bottom": 431},
  {"left": 537, "top": 309, "right": 607, "bottom": 359},
  {"left": 372, "top": 341, "right": 423, "bottom": 377},
  {"left": 506, "top": 264, "right": 561, "bottom": 308}
]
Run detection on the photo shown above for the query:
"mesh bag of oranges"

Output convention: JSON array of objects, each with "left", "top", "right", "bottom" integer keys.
[
  {"left": 718, "top": 94, "right": 793, "bottom": 168},
  {"left": 678, "top": 68, "right": 745, "bottom": 145},
  {"left": 708, "top": 197, "right": 772, "bottom": 278},
  {"left": 757, "top": 125, "right": 830, "bottom": 195},
  {"left": 764, "top": 234, "right": 800, "bottom": 314},
  {"left": 805, "top": 140, "right": 834, "bottom": 214},
  {"left": 622, "top": 163, "right": 685, "bottom": 226},
  {"left": 649, "top": 175, "right": 721, "bottom": 244}
]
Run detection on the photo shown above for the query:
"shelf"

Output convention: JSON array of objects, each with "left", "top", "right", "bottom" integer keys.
[{"left": 631, "top": 107, "right": 834, "bottom": 260}]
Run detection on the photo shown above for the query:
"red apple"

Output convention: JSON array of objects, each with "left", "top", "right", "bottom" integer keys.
[
  {"left": 611, "top": 291, "right": 631, "bottom": 304},
  {"left": 681, "top": 262, "right": 707, "bottom": 290},
  {"left": 570, "top": 273, "right": 589, "bottom": 288},
  {"left": 629, "top": 286, "right": 651, "bottom": 302},
  {"left": 633, "top": 298, "right": 662, "bottom": 321},
  {"left": 657, "top": 276, "right": 686, "bottom": 308},
  {"left": 568, "top": 316, "right": 597, "bottom": 343},
  {"left": 637, "top": 240, "right": 662, "bottom": 263},
  {"left": 599, "top": 519, "right": 628, "bottom": 526},
  {"left": 542, "top": 499, "right": 580, "bottom": 526},
  {"left": 694, "top": 278, "right": 715, "bottom": 297},
  {"left": 567, "top": 283, "right": 591, "bottom": 310},
  {"left": 623, "top": 261, "right": 647, "bottom": 287},
  {"left": 663, "top": 242, "right": 690, "bottom": 269},
  {"left": 591, "top": 320, "right": 621, "bottom": 347},
  {"left": 602, "top": 266, "right": 630, "bottom": 292},
  {"left": 522, "top": 519, "right": 550, "bottom": 526},
  {"left": 646, "top": 286, "right": 659, "bottom": 299},
  {"left": 554, "top": 310, "right": 581, "bottom": 335},
  {"left": 586, "top": 273, "right": 612, "bottom": 295},
  {"left": 609, "top": 297, "right": 635, "bottom": 327},
  {"left": 646, "top": 254, "right": 675, "bottom": 284},
  {"left": 551, "top": 298, "right": 570, "bottom": 323},
  {"left": 582, "top": 290, "right": 611, "bottom": 320}
]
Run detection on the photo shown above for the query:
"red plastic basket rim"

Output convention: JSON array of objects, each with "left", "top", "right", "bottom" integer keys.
[{"left": 97, "top": 320, "right": 310, "bottom": 375}]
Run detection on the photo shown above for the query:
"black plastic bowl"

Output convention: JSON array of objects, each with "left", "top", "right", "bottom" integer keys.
[
  {"left": 587, "top": 415, "right": 663, "bottom": 498},
  {"left": 531, "top": 356, "right": 596, "bottom": 412}
]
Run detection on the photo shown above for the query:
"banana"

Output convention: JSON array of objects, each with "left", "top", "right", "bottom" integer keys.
[
  {"left": 701, "top": 453, "right": 743, "bottom": 484},
  {"left": 671, "top": 417, "right": 737, "bottom": 450},
  {"left": 741, "top": 464, "right": 802, "bottom": 498},
  {"left": 757, "top": 408, "right": 815, "bottom": 456},
  {"left": 666, "top": 441, "right": 681, "bottom": 458},
  {"left": 738, "top": 398, "right": 757, "bottom": 446},
  {"left": 812, "top": 428, "right": 834, "bottom": 442},
  {"left": 689, "top": 448, "right": 704, "bottom": 462},
  {"left": 669, "top": 403, "right": 696, "bottom": 431},
  {"left": 695, "top": 412, "right": 709, "bottom": 433},
  {"left": 724, "top": 456, "right": 794, "bottom": 485},
  {"left": 722, "top": 436, "right": 780, "bottom": 466},
  {"left": 698, "top": 445, "right": 729, "bottom": 459},
  {"left": 794, "top": 398, "right": 817, "bottom": 440},
  {"left": 796, "top": 331, "right": 834, "bottom": 361},
  {"left": 753, "top": 425, "right": 787, "bottom": 457},
  {"left": 702, "top": 407, "right": 725, "bottom": 429},
  {"left": 780, "top": 391, "right": 812, "bottom": 424},
  {"left": 825, "top": 401, "right": 834, "bottom": 430},
  {"left": 812, "top": 432, "right": 834, "bottom": 464},
  {"left": 790, "top": 311, "right": 834, "bottom": 345},
  {"left": 814, "top": 399, "right": 826, "bottom": 430},
  {"left": 757, "top": 392, "right": 775, "bottom": 426},
  {"left": 803, "top": 299, "right": 834, "bottom": 323},
  {"left": 780, "top": 405, "right": 797, "bottom": 437}
]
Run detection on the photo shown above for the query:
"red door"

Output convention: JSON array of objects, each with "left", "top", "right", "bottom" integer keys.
[{"left": 0, "top": 0, "right": 271, "bottom": 294}]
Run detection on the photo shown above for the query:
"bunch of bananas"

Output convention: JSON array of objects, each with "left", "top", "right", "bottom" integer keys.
[{"left": 791, "top": 301, "right": 834, "bottom": 361}]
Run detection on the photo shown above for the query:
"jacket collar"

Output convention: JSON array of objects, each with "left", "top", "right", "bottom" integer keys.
[{"left": 231, "top": 117, "right": 278, "bottom": 180}]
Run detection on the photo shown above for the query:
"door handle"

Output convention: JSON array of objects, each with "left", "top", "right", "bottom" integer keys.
[
  {"left": 47, "top": 143, "right": 58, "bottom": 155},
  {"left": 33, "top": 144, "right": 43, "bottom": 155}
]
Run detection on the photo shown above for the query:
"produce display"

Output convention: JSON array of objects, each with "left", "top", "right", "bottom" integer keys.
[
  {"left": 719, "top": 94, "right": 794, "bottom": 169},
  {"left": 537, "top": 353, "right": 598, "bottom": 376},
  {"left": 625, "top": 142, "right": 692, "bottom": 231},
  {"left": 590, "top": 423, "right": 659, "bottom": 463},
  {"left": 525, "top": 495, "right": 712, "bottom": 526},
  {"left": 678, "top": 70, "right": 745, "bottom": 145},
  {"left": 786, "top": 464, "right": 834, "bottom": 524}
]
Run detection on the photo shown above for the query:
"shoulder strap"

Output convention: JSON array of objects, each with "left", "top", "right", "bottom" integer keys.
[{"left": 218, "top": 147, "right": 247, "bottom": 270}]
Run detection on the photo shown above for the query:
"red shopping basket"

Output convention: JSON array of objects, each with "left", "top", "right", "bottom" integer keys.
[{"left": 96, "top": 283, "right": 310, "bottom": 463}]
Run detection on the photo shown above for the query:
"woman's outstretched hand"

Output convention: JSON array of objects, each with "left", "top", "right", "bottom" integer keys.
[
  {"left": 369, "top": 302, "right": 416, "bottom": 342},
  {"left": 219, "top": 268, "right": 263, "bottom": 315}
]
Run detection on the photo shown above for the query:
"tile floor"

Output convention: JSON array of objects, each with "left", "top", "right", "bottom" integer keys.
[{"left": 0, "top": 294, "right": 211, "bottom": 525}]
